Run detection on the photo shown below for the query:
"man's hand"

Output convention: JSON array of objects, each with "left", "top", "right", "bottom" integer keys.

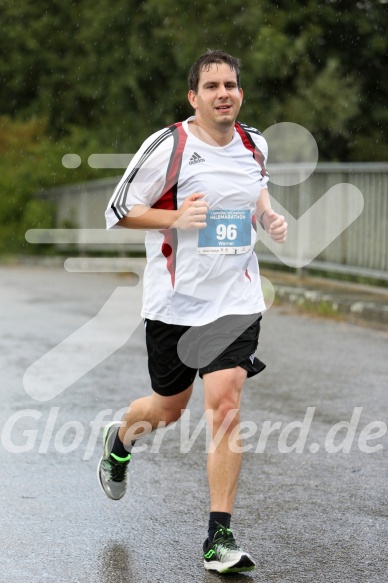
[
  {"left": 261, "top": 209, "right": 287, "bottom": 243},
  {"left": 173, "top": 193, "right": 209, "bottom": 230}
]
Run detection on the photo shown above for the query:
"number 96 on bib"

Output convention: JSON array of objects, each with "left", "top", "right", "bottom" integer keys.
[{"left": 197, "top": 209, "right": 251, "bottom": 255}]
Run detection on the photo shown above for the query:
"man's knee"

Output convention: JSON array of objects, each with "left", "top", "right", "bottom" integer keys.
[
  {"left": 152, "top": 385, "right": 193, "bottom": 426},
  {"left": 204, "top": 369, "right": 245, "bottom": 407},
  {"left": 204, "top": 367, "right": 246, "bottom": 431},
  {"left": 209, "top": 402, "right": 240, "bottom": 435}
]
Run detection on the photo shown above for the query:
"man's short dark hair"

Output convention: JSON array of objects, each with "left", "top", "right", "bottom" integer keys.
[{"left": 188, "top": 49, "right": 241, "bottom": 93}]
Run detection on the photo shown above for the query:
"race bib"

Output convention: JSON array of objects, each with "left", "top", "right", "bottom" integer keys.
[{"left": 197, "top": 209, "right": 251, "bottom": 254}]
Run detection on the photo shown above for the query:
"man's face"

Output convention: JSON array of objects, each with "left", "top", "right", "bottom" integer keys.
[{"left": 188, "top": 62, "right": 243, "bottom": 130}]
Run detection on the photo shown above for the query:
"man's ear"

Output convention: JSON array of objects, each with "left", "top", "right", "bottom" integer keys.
[{"left": 188, "top": 89, "right": 198, "bottom": 110}]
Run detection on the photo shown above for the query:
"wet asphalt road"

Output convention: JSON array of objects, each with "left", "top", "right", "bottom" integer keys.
[{"left": 0, "top": 265, "right": 387, "bottom": 583}]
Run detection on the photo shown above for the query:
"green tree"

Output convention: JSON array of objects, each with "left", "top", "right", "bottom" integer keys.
[{"left": 1, "top": 0, "right": 387, "bottom": 254}]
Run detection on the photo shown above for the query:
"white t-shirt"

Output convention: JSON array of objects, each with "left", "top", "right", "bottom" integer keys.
[{"left": 105, "top": 116, "right": 269, "bottom": 326}]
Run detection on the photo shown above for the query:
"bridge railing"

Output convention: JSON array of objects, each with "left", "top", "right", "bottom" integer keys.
[{"left": 39, "top": 163, "right": 388, "bottom": 280}]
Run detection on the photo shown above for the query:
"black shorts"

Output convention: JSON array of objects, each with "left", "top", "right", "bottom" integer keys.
[{"left": 145, "top": 313, "right": 266, "bottom": 397}]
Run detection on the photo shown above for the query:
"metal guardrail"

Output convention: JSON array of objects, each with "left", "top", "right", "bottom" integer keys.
[{"left": 40, "top": 163, "right": 388, "bottom": 280}]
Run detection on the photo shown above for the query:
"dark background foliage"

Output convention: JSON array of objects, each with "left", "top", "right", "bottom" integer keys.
[{"left": 0, "top": 0, "right": 387, "bottom": 252}]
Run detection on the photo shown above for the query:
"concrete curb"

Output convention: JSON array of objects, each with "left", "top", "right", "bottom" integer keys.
[
  {"left": 274, "top": 283, "right": 388, "bottom": 326},
  {"left": 259, "top": 264, "right": 388, "bottom": 329}
]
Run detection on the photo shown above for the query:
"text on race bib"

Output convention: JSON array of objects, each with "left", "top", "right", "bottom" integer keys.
[{"left": 197, "top": 209, "right": 251, "bottom": 255}]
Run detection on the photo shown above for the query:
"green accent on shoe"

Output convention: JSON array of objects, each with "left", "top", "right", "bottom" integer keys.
[
  {"left": 203, "top": 525, "right": 256, "bottom": 573},
  {"left": 98, "top": 421, "right": 130, "bottom": 501},
  {"left": 111, "top": 452, "right": 131, "bottom": 463}
]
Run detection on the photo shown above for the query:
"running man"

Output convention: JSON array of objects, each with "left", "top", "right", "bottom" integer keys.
[{"left": 99, "top": 49, "right": 287, "bottom": 573}]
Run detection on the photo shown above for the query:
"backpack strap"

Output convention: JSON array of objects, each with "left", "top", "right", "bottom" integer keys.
[
  {"left": 235, "top": 121, "right": 268, "bottom": 179},
  {"left": 152, "top": 122, "right": 188, "bottom": 288}
]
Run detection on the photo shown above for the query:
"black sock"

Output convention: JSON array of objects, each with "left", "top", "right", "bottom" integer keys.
[
  {"left": 111, "top": 429, "right": 134, "bottom": 459},
  {"left": 208, "top": 512, "right": 231, "bottom": 542}
]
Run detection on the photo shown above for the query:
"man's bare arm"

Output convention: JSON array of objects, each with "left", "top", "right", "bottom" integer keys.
[
  {"left": 256, "top": 188, "right": 287, "bottom": 243},
  {"left": 117, "top": 193, "right": 209, "bottom": 231}
]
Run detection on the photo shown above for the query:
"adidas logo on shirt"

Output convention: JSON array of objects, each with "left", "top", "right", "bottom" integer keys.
[{"left": 189, "top": 152, "right": 205, "bottom": 165}]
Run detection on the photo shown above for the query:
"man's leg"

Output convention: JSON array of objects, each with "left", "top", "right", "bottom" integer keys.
[
  {"left": 98, "top": 385, "right": 193, "bottom": 500},
  {"left": 203, "top": 367, "right": 245, "bottom": 514},
  {"left": 202, "top": 366, "right": 256, "bottom": 573},
  {"left": 99, "top": 317, "right": 198, "bottom": 500},
  {"left": 119, "top": 385, "right": 193, "bottom": 445}
]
